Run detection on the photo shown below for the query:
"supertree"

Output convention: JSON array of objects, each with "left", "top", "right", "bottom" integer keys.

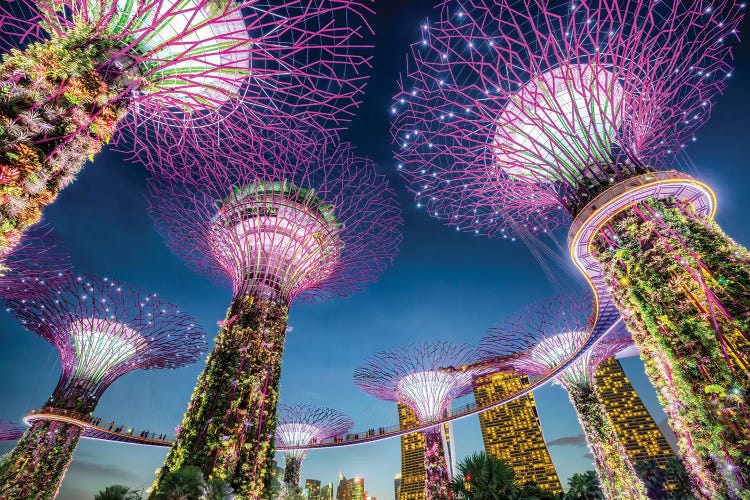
[
  {"left": 275, "top": 404, "right": 353, "bottom": 487},
  {"left": 392, "top": 1, "right": 749, "bottom": 495},
  {"left": 0, "top": 419, "right": 25, "bottom": 442},
  {"left": 354, "top": 341, "right": 482, "bottom": 500},
  {"left": 480, "top": 296, "right": 647, "bottom": 499},
  {"left": 0, "top": 0, "right": 374, "bottom": 259},
  {"left": 148, "top": 137, "right": 401, "bottom": 497},
  {"left": 0, "top": 274, "right": 207, "bottom": 499}
]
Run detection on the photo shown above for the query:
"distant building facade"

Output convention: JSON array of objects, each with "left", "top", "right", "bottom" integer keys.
[
  {"left": 306, "top": 479, "right": 322, "bottom": 500},
  {"left": 394, "top": 473, "right": 401, "bottom": 500},
  {"left": 474, "top": 372, "right": 562, "bottom": 492},
  {"left": 321, "top": 483, "right": 334, "bottom": 500},
  {"left": 336, "top": 473, "right": 364, "bottom": 500},
  {"left": 595, "top": 357, "right": 675, "bottom": 466}
]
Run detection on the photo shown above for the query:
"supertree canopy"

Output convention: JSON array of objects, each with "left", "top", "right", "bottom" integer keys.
[
  {"left": 0, "top": 274, "right": 206, "bottom": 499},
  {"left": 275, "top": 404, "right": 353, "bottom": 487},
  {"left": 148, "top": 136, "right": 401, "bottom": 497},
  {"left": 0, "top": 0, "right": 374, "bottom": 259},
  {"left": 354, "top": 341, "right": 481, "bottom": 500},
  {"left": 480, "top": 296, "right": 648, "bottom": 499},
  {"left": 393, "top": 1, "right": 750, "bottom": 495}
]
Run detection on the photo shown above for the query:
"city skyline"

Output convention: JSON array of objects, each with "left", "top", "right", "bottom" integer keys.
[{"left": 0, "top": 1, "right": 749, "bottom": 499}]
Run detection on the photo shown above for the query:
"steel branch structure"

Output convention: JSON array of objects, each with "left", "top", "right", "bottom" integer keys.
[
  {"left": 354, "top": 341, "right": 481, "bottom": 500},
  {"left": 0, "top": 274, "right": 206, "bottom": 499},
  {"left": 0, "top": 419, "right": 25, "bottom": 442},
  {"left": 0, "top": 228, "right": 69, "bottom": 299},
  {"left": 480, "top": 296, "right": 647, "bottom": 499},
  {"left": 0, "top": 0, "right": 374, "bottom": 259},
  {"left": 393, "top": 1, "right": 750, "bottom": 495},
  {"left": 275, "top": 404, "right": 353, "bottom": 486},
  {"left": 149, "top": 136, "right": 401, "bottom": 497}
]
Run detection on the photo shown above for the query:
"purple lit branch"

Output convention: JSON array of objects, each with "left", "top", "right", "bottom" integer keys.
[
  {"left": 0, "top": 228, "right": 70, "bottom": 299},
  {"left": 480, "top": 295, "right": 631, "bottom": 388},
  {"left": 5, "top": 274, "right": 207, "bottom": 404},
  {"left": 0, "top": 419, "right": 24, "bottom": 441},
  {"left": 275, "top": 404, "right": 353, "bottom": 458},
  {"left": 392, "top": 0, "right": 744, "bottom": 235},
  {"left": 354, "top": 341, "right": 481, "bottom": 423},
  {"left": 148, "top": 133, "right": 402, "bottom": 304}
]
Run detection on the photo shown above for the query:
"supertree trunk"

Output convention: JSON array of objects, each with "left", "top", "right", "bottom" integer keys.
[
  {"left": 283, "top": 455, "right": 302, "bottom": 487},
  {"left": 423, "top": 426, "right": 452, "bottom": 500},
  {"left": 567, "top": 384, "right": 649, "bottom": 500},
  {"left": 0, "top": 419, "right": 83, "bottom": 499},
  {"left": 0, "top": 28, "right": 128, "bottom": 258},
  {"left": 594, "top": 198, "right": 750, "bottom": 497},
  {"left": 156, "top": 294, "right": 288, "bottom": 498}
]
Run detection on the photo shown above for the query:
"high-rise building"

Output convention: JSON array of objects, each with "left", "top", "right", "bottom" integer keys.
[
  {"left": 595, "top": 357, "right": 675, "bottom": 467},
  {"left": 394, "top": 473, "right": 401, "bottom": 500},
  {"left": 474, "top": 372, "right": 562, "bottom": 492},
  {"left": 306, "top": 479, "right": 322, "bottom": 500},
  {"left": 336, "top": 473, "right": 364, "bottom": 500},
  {"left": 351, "top": 477, "right": 365, "bottom": 500},
  {"left": 397, "top": 403, "right": 425, "bottom": 500},
  {"left": 321, "top": 483, "right": 334, "bottom": 500}
]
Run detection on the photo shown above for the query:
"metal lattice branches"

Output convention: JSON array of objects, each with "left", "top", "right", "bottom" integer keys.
[
  {"left": 354, "top": 341, "right": 481, "bottom": 423},
  {"left": 0, "top": 229, "right": 70, "bottom": 299},
  {"left": 0, "top": 419, "right": 24, "bottom": 441},
  {"left": 148, "top": 135, "right": 402, "bottom": 304},
  {"left": 392, "top": 0, "right": 745, "bottom": 236},
  {"left": 480, "top": 295, "right": 631, "bottom": 388},
  {"left": 0, "top": 0, "right": 374, "bottom": 150},
  {"left": 5, "top": 274, "right": 207, "bottom": 403},
  {"left": 275, "top": 403, "right": 353, "bottom": 458}
]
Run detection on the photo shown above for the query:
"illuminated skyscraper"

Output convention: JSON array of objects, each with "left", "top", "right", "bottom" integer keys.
[
  {"left": 321, "top": 483, "right": 334, "bottom": 500},
  {"left": 595, "top": 357, "right": 675, "bottom": 467},
  {"left": 397, "top": 403, "right": 426, "bottom": 500},
  {"left": 351, "top": 477, "right": 365, "bottom": 500},
  {"left": 306, "top": 479, "right": 322, "bottom": 500},
  {"left": 337, "top": 474, "right": 365, "bottom": 500},
  {"left": 474, "top": 372, "right": 562, "bottom": 492}
]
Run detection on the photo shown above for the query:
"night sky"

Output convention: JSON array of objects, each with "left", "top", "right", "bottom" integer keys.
[{"left": 2, "top": 2, "right": 750, "bottom": 499}]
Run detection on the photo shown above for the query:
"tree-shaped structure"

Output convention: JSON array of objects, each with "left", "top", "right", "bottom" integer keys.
[
  {"left": 148, "top": 137, "right": 401, "bottom": 496},
  {"left": 0, "top": 0, "right": 374, "bottom": 258},
  {"left": 0, "top": 274, "right": 206, "bottom": 499},
  {"left": 481, "top": 297, "right": 648, "bottom": 499},
  {"left": 354, "top": 341, "right": 481, "bottom": 500},
  {"left": 392, "top": 1, "right": 749, "bottom": 494},
  {"left": 275, "top": 404, "right": 353, "bottom": 487}
]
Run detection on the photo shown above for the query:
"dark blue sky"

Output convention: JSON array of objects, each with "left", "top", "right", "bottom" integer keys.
[{"left": 2, "top": 2, "right": 750, "bottom": 499}]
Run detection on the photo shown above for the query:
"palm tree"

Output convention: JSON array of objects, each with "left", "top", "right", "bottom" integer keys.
[
  {"left": 565, "top": 471, "right": 603, "bottom": 500},
  {"left": 664, "top": 457, "right": 695, "bottom": 499},
  {"left": 450, "top": 451, "right": 517, "bottom": 500},
  {"left": 513, "top": 483, "right": 561, "bottom": 500},
  {"left": 94, "top": 485, "right": 142, "bottom": 500},
  {"left": 151, "top": 466, "right": 233, "bottom": 499}
]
